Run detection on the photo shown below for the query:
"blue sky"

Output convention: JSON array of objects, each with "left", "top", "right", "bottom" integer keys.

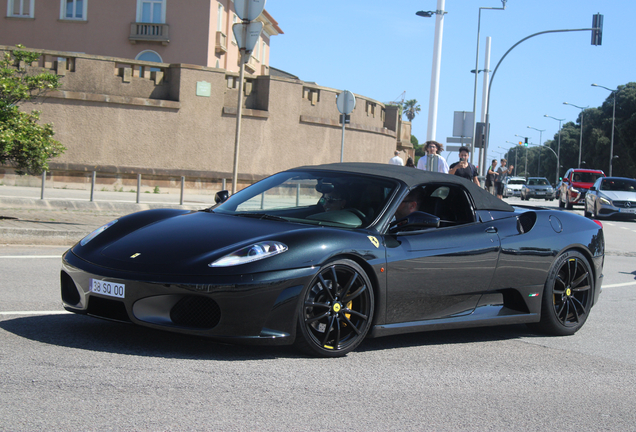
[{"left": 265, "top": 0, "right": 635, "bottom": 166}]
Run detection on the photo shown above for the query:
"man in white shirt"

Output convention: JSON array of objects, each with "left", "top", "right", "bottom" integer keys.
[
  {"left": 389, "top": 150, "right": 404, "bottom": 166},
  {"left": 416, "top": 141, "right": 449, "bottom": 173}
]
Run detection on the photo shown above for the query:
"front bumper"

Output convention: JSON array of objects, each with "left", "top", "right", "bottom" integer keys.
[{"left": 61, "top": 251, "right": 317, "bottom": 345}]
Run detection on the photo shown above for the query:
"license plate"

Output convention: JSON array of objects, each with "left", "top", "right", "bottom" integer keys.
[
  {"left": 536, "top": 191, "right": 545, "bottom": 195},
  {"left": 90, "top": 278, "right": 125, "bottom": 299},
  {"left": 620, "top": 208, "right": 636, "bottom": 214}
]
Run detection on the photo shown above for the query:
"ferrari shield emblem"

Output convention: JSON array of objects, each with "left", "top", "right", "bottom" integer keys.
[{"left": 367, "top": 236, "right": 379, "bottom": 248}]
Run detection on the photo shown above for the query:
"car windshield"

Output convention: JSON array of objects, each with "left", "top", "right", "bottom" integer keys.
[
  {"left": 212, "top": 170, "right": 399, "bottom": 228},
  {"left": 601, "top": 178, "right": 636, "bottom": 192},
  {"left": 528, "top": 178, "right": 549, "bottom": 186},
  {"left": 573, "top": 172, "right": 604, "bottom": 183},
  {"left": 507, "top": 179, "right": 526, "bottom": 185}
]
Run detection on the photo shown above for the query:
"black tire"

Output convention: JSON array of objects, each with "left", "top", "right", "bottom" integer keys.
[
  {"left": 583, "top": 202, "right": 591, "bottom": 218},
  {"left": 593, "top": 203, "right": 601, "bottom": 219},
  {"left": 532, "top": 250, "right": 593, "bottom": 336},
  {"left": 295, "top": 259, "right": 374, "bottom": 357}
]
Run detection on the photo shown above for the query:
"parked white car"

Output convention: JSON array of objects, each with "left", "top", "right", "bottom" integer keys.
[{"left": 504, "top": 177, "right": 526, "bottom": 197}]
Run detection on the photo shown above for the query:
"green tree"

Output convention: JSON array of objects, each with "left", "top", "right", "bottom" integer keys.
[
  {"left": 402, "top": 99, "right": 421, "bottom": 122},
  {"left": 0, "top": 46, "right": 65, "bottom": 175}
]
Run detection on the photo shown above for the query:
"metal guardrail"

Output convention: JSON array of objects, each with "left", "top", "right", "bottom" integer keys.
[{"left": 39, "top": 170, "right": 228, "bottom": 205}]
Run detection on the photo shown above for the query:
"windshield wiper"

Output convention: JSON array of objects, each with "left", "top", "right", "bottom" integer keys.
[{"left": 235, "top": 213, "right": 289, "bottom": 222}]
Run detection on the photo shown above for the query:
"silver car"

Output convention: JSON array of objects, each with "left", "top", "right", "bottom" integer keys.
[
  {"left": 503, "top": 176, "right": 526, "bottom": 197},
  {"left": 584, "top": 177, "right": 636, "bottom": 219},
  {"left": 520, "top": 177, "right": 555, "bottom": 201}
]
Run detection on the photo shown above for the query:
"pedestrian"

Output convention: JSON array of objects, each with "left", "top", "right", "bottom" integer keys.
[
  {"left": 405, "top": 157, "right": 415, "bottom": 168},
  {"left": 416, "top": 141, "right": 449, "bottom": 173},
  {"left": 389, "top": 150, "right": 404, "bottom": 166},
  {"left": 448, "top": 146, "right": 480, "bottom": 186},
  {"left": 495, "top": 158, "right": 514, "bottom": 199},
  {"left": 486, "top": 159, "right": 498, "bottom": 195}
]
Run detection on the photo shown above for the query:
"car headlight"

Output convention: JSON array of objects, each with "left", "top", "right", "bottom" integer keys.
[
  {"left": 209, "top": 241, "right": 288, "bottom": 267},
  {"left": 547, "top": 187, "right": 554, "bottom": 192},
  {"left": 599, "top": 197, "right": 612, "bottom": 206},
  {"left": 80, "top": 220, "right": 118, "bottom": 246}
]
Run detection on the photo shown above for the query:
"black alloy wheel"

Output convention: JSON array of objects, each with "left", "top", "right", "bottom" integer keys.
[
  {"left": 533, "top": 250, "right": 593, "bottom": 336},
  {"left": 295, "top": 259, "right": 374, "bottom": 357}
]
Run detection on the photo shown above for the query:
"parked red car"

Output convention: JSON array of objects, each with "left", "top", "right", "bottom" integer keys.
[{"left": 558, "top": 168, "right": 606, "bottom": 209}]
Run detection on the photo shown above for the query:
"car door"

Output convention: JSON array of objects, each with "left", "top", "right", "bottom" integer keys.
[{"left": 384, "top": 218, "right": 500, "bottom": 324}]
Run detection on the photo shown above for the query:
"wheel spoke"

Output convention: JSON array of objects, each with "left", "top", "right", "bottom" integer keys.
[
  {"left": 304, "top": 300, "right": 330, "bottom": 309},
  {"left": 572, "top": 284, "right": 591, "bottom": 293},
  {"left": 321, "top": 315, "right": 336, "bottom": 347},
  {"left": 318, "top": 273, "right": 335, "bottom": 302},
  {"left": 569, "top": 298, "right": 580, "bottom": 323},
  {"left": 342, "top": 284, "right": 367, "bottom": 303},
  {"left": 340, "top": 313, "right": 362, "bottom": 335},
  {"left": 339, "top": 272, "right": 358, "bottom": 299},
  {"left": 344, "top": 308, "right": 368, "bottom": 321},
  {"left": 570, "top": 296, "right": 588, "bottom": 316},
  {"left": 306, "top": 311, "right": 329, "bottom": 324},
  {"left": 572, "top": 272, "right": 590, "bottom": 289}
]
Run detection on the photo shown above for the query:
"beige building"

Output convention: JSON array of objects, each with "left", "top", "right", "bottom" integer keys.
[
  {"left": 1, "top": 0, "right": 282, "bottom": 74},
  {"left": 0, "top": 2, "right": 412, "bottom": 192}
]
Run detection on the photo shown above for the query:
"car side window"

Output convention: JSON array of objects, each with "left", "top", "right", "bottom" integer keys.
[{"left": 419, "top": 184, "right": 475, "bottom": 227}]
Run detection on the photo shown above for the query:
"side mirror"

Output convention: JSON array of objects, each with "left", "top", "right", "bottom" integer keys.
[
  {"left": 589, "top": 186, "right": 596, "bottom": 191},
  {"left": 390, "top": 211, "right": 440, "bottom": 233},
  {"left": 215, "top": 190, "right": 230, "bottom": 204}
]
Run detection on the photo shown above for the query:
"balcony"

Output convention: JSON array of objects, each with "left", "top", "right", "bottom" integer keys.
[
  {"left": 215, "top": 31, "right": 227, "bottom": 54},
  {"left": 129, "top": 23, "right": 170, "bottom": 45}
]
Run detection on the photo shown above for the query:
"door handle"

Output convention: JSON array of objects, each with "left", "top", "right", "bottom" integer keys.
[{"left": 485, "top": 227, "right": 498, "bottom": 234}]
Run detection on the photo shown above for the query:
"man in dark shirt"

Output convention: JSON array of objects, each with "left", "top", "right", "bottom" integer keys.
[{"left": 449, "top": 146, "right": 480, "bottom": 186}]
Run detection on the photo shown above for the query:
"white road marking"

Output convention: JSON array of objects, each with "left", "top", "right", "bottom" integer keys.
[
  {"left": 0, "top": 256, "right": 61, "bottom": 259},
  {"left": 0, "top": 311, "right": 70, "bottom": 316},
  {"left": 602, "top": 281, "right": 636, "bottom": 288}
]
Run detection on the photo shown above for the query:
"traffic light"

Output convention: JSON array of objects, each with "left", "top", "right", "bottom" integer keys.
[
  {"left": 518, "top": 141, "right": 523, "bottom": 146},
  {"left": 524, "top": 138, "right": 528, "bottom": 147},
  {"left": 591, "top": 13, "right": 603, "bottom": 46}
]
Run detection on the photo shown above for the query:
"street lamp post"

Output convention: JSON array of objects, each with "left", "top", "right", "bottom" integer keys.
[
  {"left": 544, "top": 115, "right": 564, "bottom": 184},
  {"left": 470, "top": 0, "right": 507, "bottom": 166},
  {"left": 563, "top": 102, "right": 588, "bottom": 168},
  {"left": 515, "top": 134, "right": 531, "bottom": 178},
  {"left": 527, "top": 126, "right": 545, "bottom": 177},
  {"left": 416, "top": 1, "right": 447, "bottom": 141},
  {"left": 504, "top": 142, "right": 519, "bottom": 176},
  {"left": 591, "top": 83, "right": 618, "bottom": 176}
]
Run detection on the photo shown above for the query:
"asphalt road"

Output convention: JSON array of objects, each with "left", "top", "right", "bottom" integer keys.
[{"left": 1, "top": 199, "right": 635, "bottom": 431}]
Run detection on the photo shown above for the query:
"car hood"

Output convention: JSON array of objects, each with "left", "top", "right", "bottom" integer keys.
[
  {"left": 601, "top": 190, "right": 636, "bottom": 201},
  {"left": 74, "top": 211, "right": 315, "bottom": 274}
]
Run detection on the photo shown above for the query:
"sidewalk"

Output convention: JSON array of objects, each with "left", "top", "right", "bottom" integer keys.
[{"left": 0, "top": 185, "right": 215, "bottom": 246}]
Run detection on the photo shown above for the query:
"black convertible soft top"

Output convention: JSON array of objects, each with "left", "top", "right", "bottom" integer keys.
[{"left": 291, "top": 162, "right": 514, "bottom": 213}]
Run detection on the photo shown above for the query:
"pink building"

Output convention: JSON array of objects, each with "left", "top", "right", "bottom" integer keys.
[{"left": 1, "top": 0, "right": 282, "bottom": 74}]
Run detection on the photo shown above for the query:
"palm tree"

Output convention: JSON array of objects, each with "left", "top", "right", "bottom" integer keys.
[{"left": 402, "top": 99, "right": 421, "bottom": 122}]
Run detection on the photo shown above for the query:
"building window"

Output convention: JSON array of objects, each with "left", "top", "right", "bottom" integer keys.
[
  {"left": 135, "top": 50, "right": 162, "bottom": 73},
  {"left": 60, "top": 0, "right": 86, "bottom": 20},
  {"left": 217, "top": 4, "right": 224, "bottom": 32},
  {"left": 137, "top": 0, "right": 165, "bottom": 23},
  {"left": 8, "top": 0, "right": 34, "bottom": 18},
  {"left": 231, "top": 15, "right": 237, "bottom": 43}
]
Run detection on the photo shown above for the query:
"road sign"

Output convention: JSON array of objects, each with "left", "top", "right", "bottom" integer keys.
[
  {"left": 336, "top": 90, "right": 356, "bottom": 114},
  {"left": 453, "top": 111, "right": 474, "bottom": 137},
  {"left": 234, "top": 0, "right": 266, "bottom": 21},
  {"left": 232, "top": 21, "right": 263, "bottom": 53},
  {"left": 446, "top": 145, "right": 462, "bottom": 152},
  {"left": 446, "top": 137, "right": 472, "bottom": 144}
]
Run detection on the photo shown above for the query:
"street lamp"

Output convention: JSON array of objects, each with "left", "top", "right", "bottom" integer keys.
[
  {"left": 591, "top": 83, "right": 618, "bottom": 176},
  {"left": 470, "top": 0, "right": 507, "bottom": 168},
  {"left": 545, "top": 114, "right": 565, "bottom": 183},
  {"left": 515, "top": 134, "right": 531, "bottom": 178},
  {"left": 527, "top": 126, "right": 545, "bottom": 177},
  {"left": 563, "top": 102, "right": 589, "bottom": 168},
  {"left": 416, "top": 1, "right": 447, "bottom": 142}
]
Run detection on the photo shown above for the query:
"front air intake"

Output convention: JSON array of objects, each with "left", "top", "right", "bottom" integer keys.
[
  {"left": 61, "top": 271, "right": 81, "bottom": 306},
  {"left": 170, "top": 296, "right": 221, "bottom": 329}
]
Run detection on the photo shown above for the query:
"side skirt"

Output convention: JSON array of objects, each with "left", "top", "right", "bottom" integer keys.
[{"left": 369, "top": 305, "right": 539, "bottom": 338}]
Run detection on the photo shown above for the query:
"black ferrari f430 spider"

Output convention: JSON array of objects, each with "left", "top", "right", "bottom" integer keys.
[{"left": 61, "top": 163, "right": 604, "bottom": 357}]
